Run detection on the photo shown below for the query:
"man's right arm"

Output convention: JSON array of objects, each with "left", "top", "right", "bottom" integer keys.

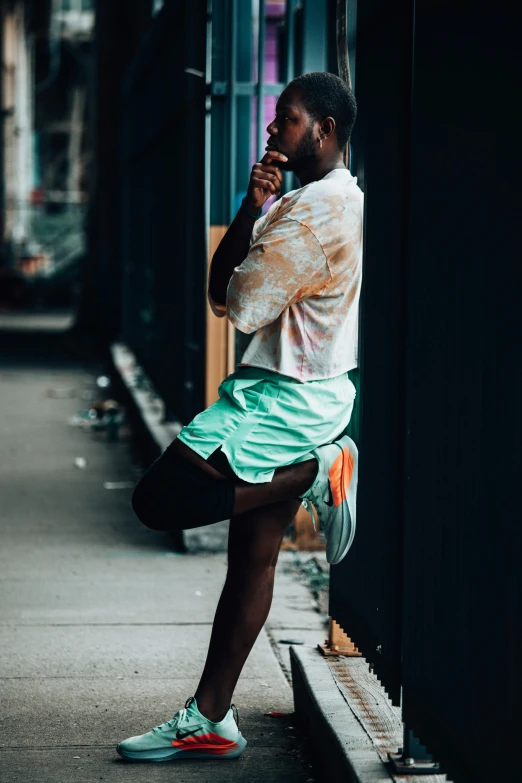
[
  {"left": 208, "top": 208, "right": 259, "bottom": 310},
  {"left": 208, "top": 150, "right": 287, "bottom": 313}
]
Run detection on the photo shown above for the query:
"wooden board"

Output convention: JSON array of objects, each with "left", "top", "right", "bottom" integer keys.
[
  {"left": 318, "top": 618, "right": 362, "bottom": 657},
  {"left": 280, "top": 503, "right": 326, "bottom": 552},
  {"left": 205, "top": 226, "right": 235, "bottom": 408}
]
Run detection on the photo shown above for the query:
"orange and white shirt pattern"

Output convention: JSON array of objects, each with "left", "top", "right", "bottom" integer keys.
[{"left": 210, "top": 168, "right": 363, "bottom": 382}]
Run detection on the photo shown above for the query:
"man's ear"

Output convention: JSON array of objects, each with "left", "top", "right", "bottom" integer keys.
[{"left": 321, "top": 116, "right": 336, "bottom": 141}]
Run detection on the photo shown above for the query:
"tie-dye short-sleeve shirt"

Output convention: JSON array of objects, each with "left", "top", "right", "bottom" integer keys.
[{"left": 210, "top": 168, "right": 363, "bottom": 382}]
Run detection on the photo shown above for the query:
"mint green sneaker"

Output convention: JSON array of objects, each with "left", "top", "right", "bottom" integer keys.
[
  {"left": 301, "top": 434, "right": 359, "bottom": 565},
  {"left": 117, "top": 697, "right": 247, "bottom": 761}
]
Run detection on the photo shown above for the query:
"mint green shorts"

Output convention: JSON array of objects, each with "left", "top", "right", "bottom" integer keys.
[{"left": 177, "top": 367, "right": 356, "bottom": 484}]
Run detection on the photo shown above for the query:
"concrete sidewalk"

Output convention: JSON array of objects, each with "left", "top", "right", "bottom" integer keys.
[{"left": 0, "top": 359, "right": 316, "bottom": 782}]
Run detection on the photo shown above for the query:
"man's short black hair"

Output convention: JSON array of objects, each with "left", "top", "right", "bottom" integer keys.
[{"left": 289, "top": 72, "right": 357, "bottom": 151}]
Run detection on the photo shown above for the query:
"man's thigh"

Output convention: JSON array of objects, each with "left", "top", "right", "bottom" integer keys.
[
  {"left": 132, "top": 443, "right": 236, "bottom": 531},
  {"left": 169, "top": 438, "right": 249, "bottom": 484}
]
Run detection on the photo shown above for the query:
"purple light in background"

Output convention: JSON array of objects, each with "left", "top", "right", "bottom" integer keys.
[
  {"left": 250, "top": 4, "right": 285, "bottom": 167},
  {"left": 248, "top": 1, "right": 286, "bottom": 212}
]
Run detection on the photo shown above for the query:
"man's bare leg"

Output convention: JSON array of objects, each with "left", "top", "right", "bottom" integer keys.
[
  {"left": 169, "top": 439, "right": 318, "bottom": 516},
  {"left": 194, "top": 498, "right": 300, "bottom": 722}
]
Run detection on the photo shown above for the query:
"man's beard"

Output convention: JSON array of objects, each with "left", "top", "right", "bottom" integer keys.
[{"left": 278, "top": 125, "right": 318, "bottom": 172}]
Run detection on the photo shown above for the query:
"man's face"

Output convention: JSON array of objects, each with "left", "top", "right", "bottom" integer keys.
[{"left": 265, "top": 86, "right": 318, "bottom": 171}]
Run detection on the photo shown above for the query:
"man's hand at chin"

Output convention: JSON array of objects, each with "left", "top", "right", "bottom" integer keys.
[{"left": 247, "top": 150, "right": 288, "bottom": 212}]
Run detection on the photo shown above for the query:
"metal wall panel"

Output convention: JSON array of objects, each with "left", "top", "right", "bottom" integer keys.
[
  {"left": 401, "top": 1, "right": 522, "bottom": 780},
  {"left": 120, "top": 0, "right": 207, "bottom": 423},
  {"left": 329, "top": 0, "right": 415, "bottom": 705}
]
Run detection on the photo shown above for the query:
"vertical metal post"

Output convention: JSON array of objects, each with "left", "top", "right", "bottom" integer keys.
[
  {"left": 336, "top": 0, "right": 351, "bottom": 87},
  {"left": 284, "top": 0, "right": 299, "bottom": 194},
  {"left": 347, "top": 0, "right": 357, "bottom": 88},
  {"left": 256, "top": 0, "right": 266, "bottom": 161},
  {"left": 0, "top": 2, "right": 5, "bottom": 252},
  {"left": 285, "top": 0, "right": 297, "bottom": 83},
  {"left": 204, "top": 0, "right": 213, "bottom": 272},
  {"left": 228, "top": 0, "right": 238, "bottom": 221},
  {"left": 336, "top": 0, "right": 352, "bottom": 169}
]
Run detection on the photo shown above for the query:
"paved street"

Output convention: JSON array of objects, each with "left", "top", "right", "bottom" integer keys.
[{"left": 0, "top": 358, "right": 318, "bottom": 783}]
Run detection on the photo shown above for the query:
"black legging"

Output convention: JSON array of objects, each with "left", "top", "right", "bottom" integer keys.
[{"left": 132, "top": 445, "right": 236, "bottom": 532}]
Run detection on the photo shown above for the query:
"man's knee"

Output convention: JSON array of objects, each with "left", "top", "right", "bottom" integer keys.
[
  {"left": 131, "top": 475, "right": 162, "bottom": 530},
  {"left": 131, "top": 449, "right": 235, "bottom": 532},
  {"left": 131, "top": 465, "right": 200, "bottom": 531}
]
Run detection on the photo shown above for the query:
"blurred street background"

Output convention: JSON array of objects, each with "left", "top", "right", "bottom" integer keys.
[{"left": 0, "top": 6, "right": 336, "bottom": 780}]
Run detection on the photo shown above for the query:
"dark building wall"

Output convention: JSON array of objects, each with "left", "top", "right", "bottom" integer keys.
[
  {"left": 400, "top": 2, "right": 521, "bottom": 780},
  {"left": 331, "top": 1, "right": 521, "bottom": 780}
]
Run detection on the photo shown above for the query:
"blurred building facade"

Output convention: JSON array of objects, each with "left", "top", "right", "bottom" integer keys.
[
  {"left": 1, "top": 0, "right": 42, "bottom": 261},
  {"left": 0, "top": 0, "right": 93, "bottom": 304}
]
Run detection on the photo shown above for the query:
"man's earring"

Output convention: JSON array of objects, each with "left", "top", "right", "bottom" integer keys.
[{"left": 319, "top": 136, "right": 323, "bottom": 148}]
